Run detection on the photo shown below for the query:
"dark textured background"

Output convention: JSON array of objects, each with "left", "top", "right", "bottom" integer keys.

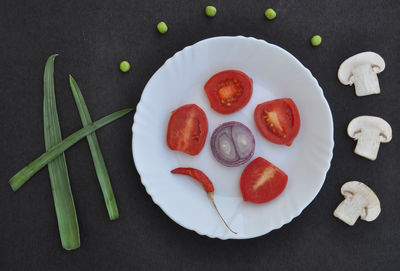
[{"left": 1, "top": 0, "right": 399, "bottom": 270}]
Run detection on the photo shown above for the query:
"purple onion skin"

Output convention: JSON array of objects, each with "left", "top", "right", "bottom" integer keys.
[{"left": 210, "top": 121, "right": 255, "bottom": 167}]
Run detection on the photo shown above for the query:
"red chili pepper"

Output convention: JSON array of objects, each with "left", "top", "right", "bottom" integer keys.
[
  {"left": 171, "top": 167, "right": 237, "bottom": 234},
  {"left": 171, "top": 167, "right": 214, "bottom": 192}
]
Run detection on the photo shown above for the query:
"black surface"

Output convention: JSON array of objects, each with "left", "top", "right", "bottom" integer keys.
[{"left": 1, "top": 0, "right": 400, "bottom": 270}]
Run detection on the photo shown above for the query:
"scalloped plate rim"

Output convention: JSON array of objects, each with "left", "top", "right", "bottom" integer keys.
[{"left": 132, "top": 36, "right": 334, "bottom": 239}]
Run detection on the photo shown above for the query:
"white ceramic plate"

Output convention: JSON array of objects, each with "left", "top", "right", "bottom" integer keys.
[{"left": 132, "top": 36, "right": 334, "bottom": 239}]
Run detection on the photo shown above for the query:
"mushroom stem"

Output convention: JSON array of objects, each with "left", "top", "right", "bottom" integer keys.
[
  {"left": 352, "top": 65, "right": 381, "bottom": 96},
  {"left": 354, "top": 129, "right": 381, "bottom": 160},
  {"left": 334, "top": 193, "right": 368, "bottom": 226}
]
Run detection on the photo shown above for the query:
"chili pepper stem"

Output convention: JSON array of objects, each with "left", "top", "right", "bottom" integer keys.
[{"left": 207, "top": 192, "right": 237, "bottom": 234}]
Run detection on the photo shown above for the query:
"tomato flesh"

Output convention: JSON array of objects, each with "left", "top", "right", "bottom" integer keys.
[
  {"left": 240, "top": 157, "right": 288, "bottom": 203},
  {"left": 167, "top": 104, "right": 208, "bottom": 155},
  {"left": 254, "top": 98, "right": 300, "bottom": 146},
  {"left": 204, "top": 70, "right": 253, "bottom": 114}
]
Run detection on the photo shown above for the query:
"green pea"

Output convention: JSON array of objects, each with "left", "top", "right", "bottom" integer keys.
[
  {"left": 311, "top": 35, "right": 322, "bottom": 46},
  {"left": 205, "top": 6, "right": 217, "bottom": 17},
  {"left": 120, "top": 61, "right": 130, "bottom": 72},
  {"left": 157, "top": 21, "right": 168, "bottom": 34},
  {"left": 265, "top": 8, "right": 276, "bottom": 20}
]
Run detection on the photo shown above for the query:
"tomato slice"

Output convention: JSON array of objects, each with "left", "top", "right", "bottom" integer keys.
[
  {"left": 204, "top": 70, "right": 253, "bottom": 114},
  {"left": 167, "top": 104, "right": 208, "bottom": 155},
  {"left": 254, "top": 98, "right": 300, "bottom": 146},
  {"left": 240, "top": 157, "right": 288, "bottom": 203}
]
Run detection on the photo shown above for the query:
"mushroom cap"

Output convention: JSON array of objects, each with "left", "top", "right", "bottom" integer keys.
[
  {"left": 338, "top": 52, "right": 385, "bottom": 85},
  {"left": 341, "top": 181, "right": 381, "bottom": 221},
  {"left": 347, "top": 115, "right": 392, "bottom": 143}
]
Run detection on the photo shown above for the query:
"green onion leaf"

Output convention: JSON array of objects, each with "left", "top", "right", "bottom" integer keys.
[
  {"left": 69, "top": 75, "right": 119, "bottom": 220},
  {"left": 43, "top": 54, "right": 80, "bottom": 250},
  {"left": 9, "top": 107, "right": 132, "bottom": 192}
]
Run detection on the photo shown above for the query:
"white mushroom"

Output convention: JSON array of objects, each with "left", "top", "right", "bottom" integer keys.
[
  {"left": 338, "top": 52, "right": 385, "bottom": 96},
  {"left": 347, "top": 116, "right": 392, "bottom": 160},
  {"left": 334, "top": 181, "right": 380, "bottom": 226}
]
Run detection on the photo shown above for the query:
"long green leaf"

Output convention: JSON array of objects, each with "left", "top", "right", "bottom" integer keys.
[
  {"left": 69, "top": 75, "right": 119, "bottom": 220},
  {"left": 9, "top": 108, "right": 133, "bottom": 192},
  {"left": 43, "top": 54, "right": 80, "bottom": 250}
]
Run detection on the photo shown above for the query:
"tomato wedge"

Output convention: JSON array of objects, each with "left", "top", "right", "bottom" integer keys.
[
  {"left": 240, "top": 157, "right": 288, "bottom": 204},
  {"left": 204, "top": 70, "right": 253, "bottom": 114},
  {"left": 167, "top": 104, "right": 208, "bottom": 155},
  {"left": 254, "top": 98, "right": 300, "bottom": 146}
]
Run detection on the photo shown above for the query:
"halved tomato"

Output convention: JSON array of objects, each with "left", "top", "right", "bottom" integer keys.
[
  {"left": 254, "top": 98, "right": 300, "bottom": 146},
  {"left": 167, "top": 104, "right": 208, "bottom": 155},
  {"left": 204, "top": 70, "right": 253, "bottom": 114},
  {"left": 240, "top": 157, "right": 288, "bottom": 203}
]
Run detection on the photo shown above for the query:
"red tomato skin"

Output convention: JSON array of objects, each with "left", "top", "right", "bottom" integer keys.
[
  {"left": 240, "top": 157, "right": 288, "bottom": 203},
  {"left": 167, "top": 104, "right": 208, "bottom": 155},
  {"left": 204, "top": 70, "right": 253, "bottom": 114},
  {"left": 254, "top": 98, "right": 300, "bottom": 146},
  {"left": 171, "top": 168, "right": 214, "bottom": 192}
]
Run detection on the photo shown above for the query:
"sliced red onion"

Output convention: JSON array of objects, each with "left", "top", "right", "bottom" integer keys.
[{"left": 210, "top": 121, "right": 255, "bottom": 167}]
